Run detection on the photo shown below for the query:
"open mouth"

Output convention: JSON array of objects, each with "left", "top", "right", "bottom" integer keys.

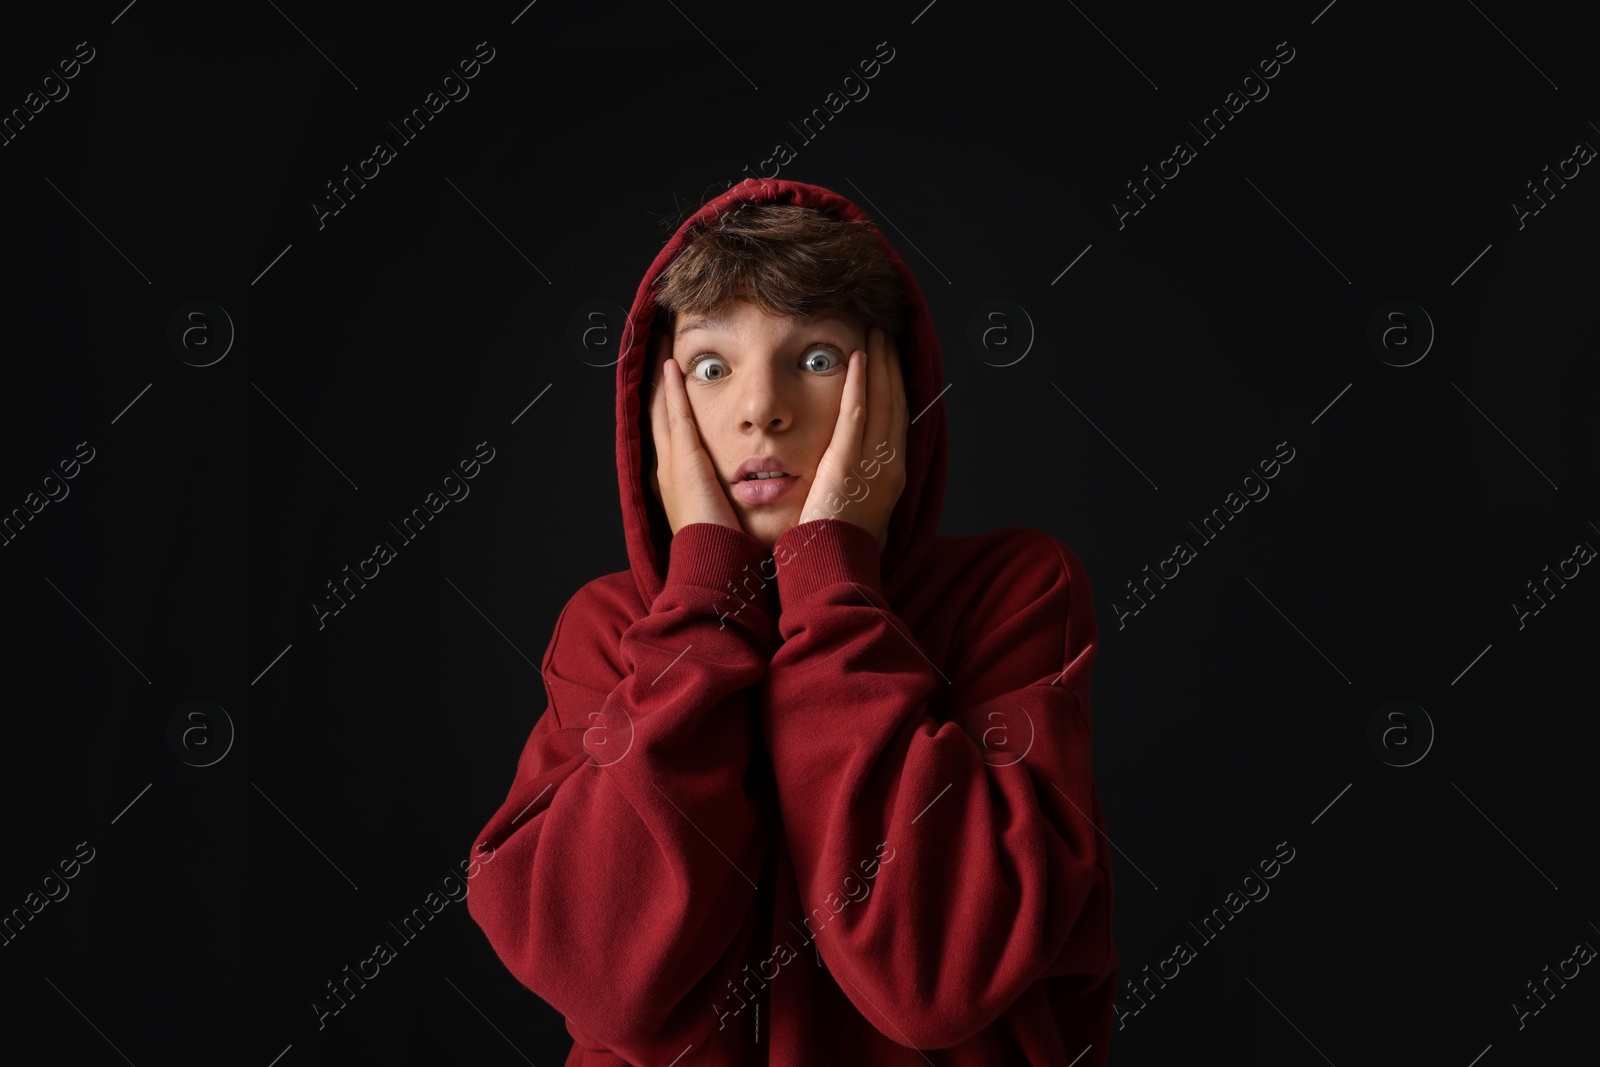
[{"left": 731, "top": 471, "right": 800, "bottom": 503}]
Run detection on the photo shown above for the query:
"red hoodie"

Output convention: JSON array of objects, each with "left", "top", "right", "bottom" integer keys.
[{"left": 466, "top": 178, "right": 1118, "bottom": 1066}]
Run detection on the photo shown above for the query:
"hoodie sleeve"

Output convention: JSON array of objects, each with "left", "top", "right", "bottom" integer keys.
[
  {"left": 465, "top": 521, "right": 781, "bottom": 1062},
  {"left": 760, "top": 518, "right": 1112, "bottom": 1051}
]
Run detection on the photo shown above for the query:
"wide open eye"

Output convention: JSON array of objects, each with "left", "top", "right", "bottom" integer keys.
[
  {"left": 688, "top": 354, "right": 729, "bottom": 381},
  {"left": 802, "top": 345, "right": 842, "bottom": 373}
]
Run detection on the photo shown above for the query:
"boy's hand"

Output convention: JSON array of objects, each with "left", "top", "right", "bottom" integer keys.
[
  {"left": 796, "top": 326, "right": 907, "bottom": 553},
  {"left": 648, "top": 338, "right": 744, "bottom": 537}
]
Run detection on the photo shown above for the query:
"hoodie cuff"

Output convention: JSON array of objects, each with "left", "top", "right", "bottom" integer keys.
[
  {"left": 772, "top": 519, "right": 883, "bottom": 605},
  {"left": 664, "top": 522, "right": 780, "bottom": 621}
]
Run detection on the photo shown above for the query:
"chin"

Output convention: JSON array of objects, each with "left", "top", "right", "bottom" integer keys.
[{"left": 741, "top": 510, "right": 795, "bottom": 553}]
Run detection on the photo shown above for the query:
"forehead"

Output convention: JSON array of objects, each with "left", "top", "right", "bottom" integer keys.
[{"left": 672, "top": 303, "right": 863, "bottom": 341}]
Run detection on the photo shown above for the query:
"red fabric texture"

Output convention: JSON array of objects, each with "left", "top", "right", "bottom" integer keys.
[{"left": 466, "top": 178, "right": 1118, "bottom": 1065}]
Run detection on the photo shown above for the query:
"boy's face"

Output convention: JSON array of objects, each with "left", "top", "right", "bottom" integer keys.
[{"left": 667, "top": 299, "right": 867, "bottom": 551}]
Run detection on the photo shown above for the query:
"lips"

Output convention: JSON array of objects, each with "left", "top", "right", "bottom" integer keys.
[
  {"left": 731, "top": 471, "right": 800, "bottom": 504},
  {"left": 731, "top": 455, "right": 800, "bottom": 482}
]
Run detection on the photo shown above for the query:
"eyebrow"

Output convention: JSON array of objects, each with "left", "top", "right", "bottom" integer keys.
[{"left": 674, "top": 315, "right": 725, "bottom": 340}]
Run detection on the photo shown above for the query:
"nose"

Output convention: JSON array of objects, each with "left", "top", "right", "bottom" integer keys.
[{"left": 735, "top": 358, "right": 791, "bottom": 431}]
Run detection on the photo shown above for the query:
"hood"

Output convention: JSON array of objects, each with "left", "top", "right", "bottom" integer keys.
[{"left": 616, "top": 177, "right": 948, "bottom": 610}]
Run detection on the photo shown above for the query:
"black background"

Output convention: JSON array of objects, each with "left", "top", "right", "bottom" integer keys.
[{"left": 1, "top": 0, "right": 1596, "bottom": 1063}]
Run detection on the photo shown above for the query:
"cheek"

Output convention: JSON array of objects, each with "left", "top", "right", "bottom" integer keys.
[
  {"left": 681, "top": 387, "right": 714, "bottom": 428},
  {"left": 686, "top": 393, "right": 735, "bottom": 458},
  {"left": 798, "top": 395, "right": 843, "bottom": 470}
]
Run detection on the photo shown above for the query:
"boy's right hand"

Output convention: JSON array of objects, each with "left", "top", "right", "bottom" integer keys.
[{"left": 648, "top": 340, "right": 743, "bottom": 538}]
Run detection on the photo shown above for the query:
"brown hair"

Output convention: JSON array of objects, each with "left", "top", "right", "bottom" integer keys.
[{"left": 651, "top": 202, "right": 907, "bottom": 338}]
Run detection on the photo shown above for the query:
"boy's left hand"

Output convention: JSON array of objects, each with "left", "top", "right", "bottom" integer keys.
[{"left": 796, "top": 326, "right": 908, "bottom": 553}]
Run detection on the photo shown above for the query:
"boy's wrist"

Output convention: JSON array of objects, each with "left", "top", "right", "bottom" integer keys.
[
  {"left": 771, "top": 518, "right": 884, "bottom": 607},
  {"left": 665, "top": 522, "right": 780, "bottom": 624}
]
